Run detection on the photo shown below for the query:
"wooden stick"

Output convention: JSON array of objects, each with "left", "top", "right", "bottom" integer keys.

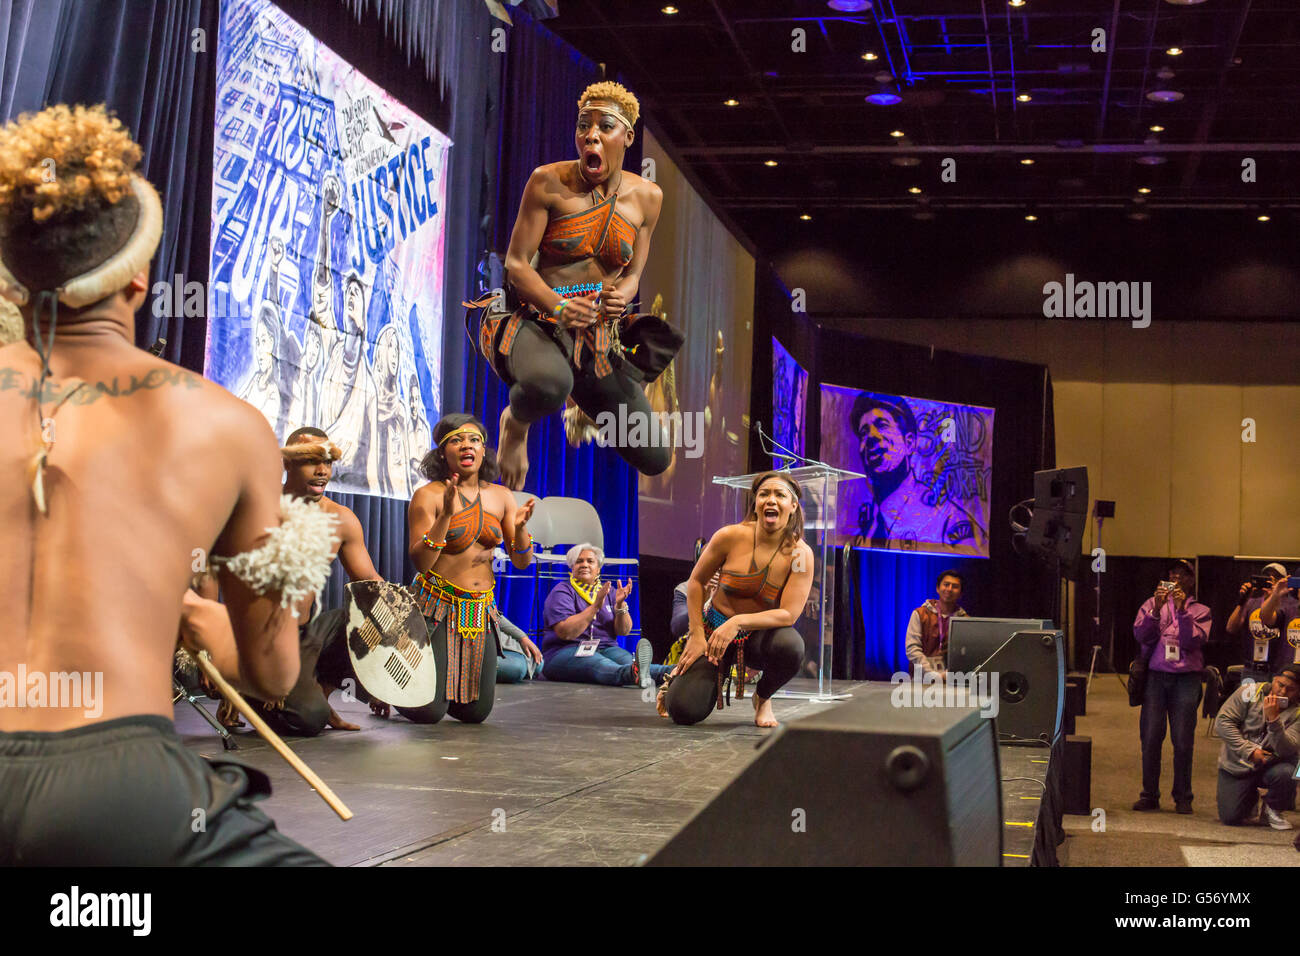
[{"left": 193, "top": 651, "right": 353, "bottom": 821}]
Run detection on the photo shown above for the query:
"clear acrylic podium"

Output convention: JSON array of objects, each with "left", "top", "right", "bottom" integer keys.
[{"left": 713, "top": 463, "right": 864, "bottom": 701}]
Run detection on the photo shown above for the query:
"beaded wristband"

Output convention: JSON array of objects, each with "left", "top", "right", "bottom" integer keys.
[
  {"left": 511, "top": 532, "right": 534, "bottom": 554},
  {"left": 423, "top": 533, "right": 446, "bottom": 550}
]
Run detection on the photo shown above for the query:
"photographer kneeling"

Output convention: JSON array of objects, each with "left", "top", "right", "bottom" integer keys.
[{"left": 1213, "top": 664, "right": 1300, "bottom": 830}]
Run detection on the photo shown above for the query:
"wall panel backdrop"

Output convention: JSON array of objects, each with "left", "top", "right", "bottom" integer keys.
[{"left": 637, "top": 129, "right": 755, "bottom": 561}]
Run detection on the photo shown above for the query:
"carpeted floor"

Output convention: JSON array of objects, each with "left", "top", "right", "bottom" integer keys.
[{"left": 1061, "top": 676, "right": 1299, "bottom": 866}]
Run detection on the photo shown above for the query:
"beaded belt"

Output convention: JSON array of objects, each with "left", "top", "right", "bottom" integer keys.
[
  {"left": 703, "top": 605, "right": 751, "bottom": 710},
  {"left": 410, "top": 570, "right": 498, "bottom": 703}
]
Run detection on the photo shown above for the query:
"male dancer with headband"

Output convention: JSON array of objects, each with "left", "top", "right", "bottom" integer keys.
[
  {"left": 0, "top": 104, "right": 328, "bottom": 864},
  {"left": 211, "top": 426, "right": 385, "bottom": 734}
]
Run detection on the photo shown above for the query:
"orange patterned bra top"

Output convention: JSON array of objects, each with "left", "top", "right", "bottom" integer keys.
[
  {"left": 539, "top": 191, "right": 636, "bottom": 272},
  {"left": 444, "top": 492, "right": 504, "bottom": 555},
  {"left": 716, "top": 526, "right": 787, "bottom": 608}
]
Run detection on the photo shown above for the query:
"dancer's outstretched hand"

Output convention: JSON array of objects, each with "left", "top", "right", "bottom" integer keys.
[
  {"left": 599, "top": 282, "right": 626, "bottom": 319},
  {"left": 441, "top": 473, "right": 460, "bottom": 510},
  {"left": 557, "top": 293, "right": 599, "bottom": 330},
  {"left": 513, "top": 497, "right": 536, "bottom": 539},
  {"left": 706, "top": 618, "right": 740, "bottom": 664},
  {"left": 676, "top": 631, "right": 707, "bottom": 675}
]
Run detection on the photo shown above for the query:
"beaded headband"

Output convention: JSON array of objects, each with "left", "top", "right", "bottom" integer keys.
[
  {"left": 578, "top": 101, "right": 634, "bottom": 132},
  {"left": 438, "top": 423, "right": 485, "bottom": 446}
]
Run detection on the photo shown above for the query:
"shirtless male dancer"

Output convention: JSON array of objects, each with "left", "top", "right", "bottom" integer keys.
[
  {"left": 208, "top": 426, "right": 384, "bottom": 734},
  {"left": 0, "top": 104, "right": 327, "bottom": 864}
]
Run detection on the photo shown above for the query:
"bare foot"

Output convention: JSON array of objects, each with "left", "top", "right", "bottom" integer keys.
[
  {"left": 497, "top": 406, "right": 530, "bottom": 490},
  {"left": 326, "top": 708, "right": 361, "bottom": 731},
  {"left": 753, "top": 695, "right": 778, "bottom": 728},
  {"left": 655, "top": 682, "right": 670, "bottom": 718},
  {"left": 216, "top": 699, "right": 244, "bottom": 729}
]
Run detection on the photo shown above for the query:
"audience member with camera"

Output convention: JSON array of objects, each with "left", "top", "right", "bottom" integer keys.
[
  {"left": 1132, "top": 559, "right": 1212, "bottom": 815},
  {"left": 1213, "top": 664, "right": 1300, "bottom": 829},
  {"left": 1226, "top": 563, "right": 1297, "bottom": 682}
]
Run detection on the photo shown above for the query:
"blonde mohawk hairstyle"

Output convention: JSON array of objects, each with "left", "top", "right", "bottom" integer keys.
[
  {"left": 578, "top": 81, "right": 640, "bottom": 127},
  {"left": 0, "top": 104, "right": 141, "bottom": 225}
]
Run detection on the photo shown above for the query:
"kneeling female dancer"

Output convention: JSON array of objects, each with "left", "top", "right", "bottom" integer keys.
[
  {"left": 487, "top": 80, "right": 670, "bottom": 489},
  {"left": 402, "top": 414, "right": 535, "bottom": 723},
  {"left": 661, "top": 472, "right": 813, "bottom": 728}
]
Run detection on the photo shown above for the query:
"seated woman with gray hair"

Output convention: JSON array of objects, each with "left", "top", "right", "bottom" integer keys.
[{"left": 541, "top": 543, "right": 671, "bottom": 687}]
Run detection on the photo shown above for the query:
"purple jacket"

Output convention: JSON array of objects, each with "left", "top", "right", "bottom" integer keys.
[{"left": 1134, "top": 596, "right": 1212, "bottom": 674}]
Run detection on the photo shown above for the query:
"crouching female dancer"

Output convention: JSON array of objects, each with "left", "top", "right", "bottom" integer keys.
[
  {"left": 660, "top": 472, "right": 813, "bottom": 727},
  {"left": 400, "top": 414, "right": 535, "bottom": 723}
]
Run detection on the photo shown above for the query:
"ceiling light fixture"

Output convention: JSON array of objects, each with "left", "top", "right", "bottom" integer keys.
[
  {"left": 1146, "top": 89, "right": 1184, "bottom": 103},
  {"left": 1258, "top": 214, "right": 1271, "bottom": 222},
  {"left": 723, "top": 98, "right": 739, "bottom": 107},
  {"left": 799, "top": 213, "right": 813, "bottom": 221},
  {"left": 1137, "top": 187, "right": 1152, "bottom": 194},
  {"left": 1166, "top": 46, "right": 1183, "bottom": 56},
  {"left": 1025, "top": 214, "right": 1038, "bottom": 221},
  {"left": 1020, "top": 158, "right": 1035, "bottom": 165},
  {"left": 861, "top": 52, "right": 878, "bottom": 61},
  {"left": 764, "top": 160, "right": 778, "bottom": 167},
  {"left": 908, "top": 186, "right": 922, "bottom": 194},
  {"left": 889, "top": 129, "right": 905, "bottom": 138},
  {"left": 827, "top": 0, "right": 871, "bottom": 10},
  {"left": 1017, "top": 93, "right": 1032, "bottom": 102},
  {"left": 1149, "top": 125, "right": 1165, "bottom": 132},
  {"left": 661, "top": 5, "right": 678, "bottom": 13},
  {"left": 1009, "top": 0, "right": 1026, "bottom": 6},
  {"left": 866, "top": 93, "right": 901, "bottom": 105}
]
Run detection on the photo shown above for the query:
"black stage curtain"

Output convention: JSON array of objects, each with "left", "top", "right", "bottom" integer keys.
[
  {"left": 0, "top": 0, "right": 217, "bottom": 366},
  {"left": 754, "top": 264, "right": 1059, "bottom": 680}
]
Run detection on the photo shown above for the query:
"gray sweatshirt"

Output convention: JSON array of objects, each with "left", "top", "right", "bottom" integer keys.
[{"left": 1213, "top": 680, "right": 1300, "bottom": 776}]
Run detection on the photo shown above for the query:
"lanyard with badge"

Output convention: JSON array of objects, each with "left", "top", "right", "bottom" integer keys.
[{"left": 571, "top": 576, "right": 603, "bottom": 657}]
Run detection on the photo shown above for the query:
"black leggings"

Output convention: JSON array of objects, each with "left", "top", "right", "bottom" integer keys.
[
  {"left": 246, "top": 608, "right": 346, "bottom": 737},
  {"left": 504, "top": 318, "right": 671, "bottom": 476},
  {"left": 664, "top": 626, "right": 804, "bottom": 726},
  {"left": 0, "top": 715, "right": 327, "bottom": 865}
]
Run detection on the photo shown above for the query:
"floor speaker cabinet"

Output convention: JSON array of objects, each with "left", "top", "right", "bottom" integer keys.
[
  {"left": 645, "top": 686, "right": 1002, "bottom": 867},
  {"left": 1063, "top": 736, "right": 1092, "bottom": 815},
  {"left": 948, "top": 622, "right": 1066, "bottom": 745}
]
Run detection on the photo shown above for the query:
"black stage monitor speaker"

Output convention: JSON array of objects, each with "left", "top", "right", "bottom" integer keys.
[
  {"left": 645, "top": 686, "right": 1002, "bottom": 867},
  {"left": 948, "top": 618, "right": 1065, "bottom": 745},
  {"left": 1032, "top": 466, "right": 1089, "bottom": 515}
]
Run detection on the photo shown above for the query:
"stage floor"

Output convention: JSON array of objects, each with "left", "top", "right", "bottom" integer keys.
[{"left": 176, "top": 677, "right": 869, "bottom": 867}]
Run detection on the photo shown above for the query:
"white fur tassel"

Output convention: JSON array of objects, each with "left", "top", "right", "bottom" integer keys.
[{"left": 212, "top": 495, "right": 339, "bottom": 614}]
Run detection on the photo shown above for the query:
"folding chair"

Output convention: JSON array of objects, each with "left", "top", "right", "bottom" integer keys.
[{"left": 539, "top": 496, "right": 640, "bottom": 639}]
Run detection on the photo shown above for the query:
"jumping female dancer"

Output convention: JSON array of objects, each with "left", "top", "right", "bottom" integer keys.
[
  {"left": 661, "top": 472, "right": 813, "bottom": 728},
  {"left": 485, "top": 81, "right": 673, "bottom": 489}
]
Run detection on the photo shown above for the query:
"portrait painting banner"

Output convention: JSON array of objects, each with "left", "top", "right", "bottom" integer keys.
[{"left": 820, "top": 384, "right": 994, "bottom": 557}]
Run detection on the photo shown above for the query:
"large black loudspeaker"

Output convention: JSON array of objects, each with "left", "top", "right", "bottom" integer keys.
[
  {"left": 645, "top": 686, "right": 1002, "bottom": 866},
  {"left": 948, "top": 618, "right": 1065, "bottom": 744}
]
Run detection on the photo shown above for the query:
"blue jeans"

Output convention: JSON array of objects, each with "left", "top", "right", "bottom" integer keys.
[
  {"left": 1217, "top": 763, "right": 1297, "bottom": 824},
  {"left": 543, "top": 643, "right": 672, "bottom": 686},
  {"left": 1139, "top": 670, "right": 1203, "bottom": 804},
  {"left": 496, "top": 650, "right": 540, "bottom": 684}
]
